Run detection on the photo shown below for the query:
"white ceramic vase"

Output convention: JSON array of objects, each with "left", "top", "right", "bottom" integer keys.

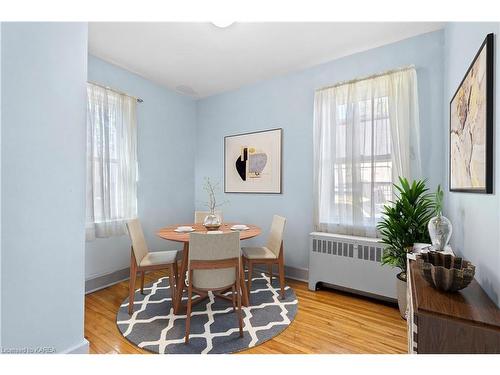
[{"left": 427, "top": 214, "right": 452, "bottom": 251}]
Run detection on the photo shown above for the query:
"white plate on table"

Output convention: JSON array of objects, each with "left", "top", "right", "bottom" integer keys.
[
  {"left": 174, "top": 226, "right": 195, "bottom": 233},
  {"left": 230, "top": 225, "right": 249, "bottom": 231}
]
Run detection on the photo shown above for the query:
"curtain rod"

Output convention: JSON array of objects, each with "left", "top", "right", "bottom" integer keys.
[
  {"left": 316, "top": 65, "right": 416, "bottom": 92},
  {"left": 87, "top": 81, "right": 144, "bottom": 103}
]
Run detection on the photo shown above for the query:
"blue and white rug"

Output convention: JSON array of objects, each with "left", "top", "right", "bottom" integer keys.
[{"left": 116, "top": 272, "right": 298, "bottom": 354}]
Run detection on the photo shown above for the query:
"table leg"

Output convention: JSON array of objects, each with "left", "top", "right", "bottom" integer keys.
[
  {"left": 174, "top": 242, "right": 189, "bottom": 314},
  {"left": 239, "top": 258, "right": 250, "bottom": 307}
]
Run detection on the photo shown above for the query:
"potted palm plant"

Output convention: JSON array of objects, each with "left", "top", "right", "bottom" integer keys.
[{"left": 377, "top": 177, "right": 435, "bottom": 319}]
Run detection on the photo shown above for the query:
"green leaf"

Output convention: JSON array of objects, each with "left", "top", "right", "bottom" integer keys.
[{"left": 378, "top": 177, "right": 436, "bottom": 273}]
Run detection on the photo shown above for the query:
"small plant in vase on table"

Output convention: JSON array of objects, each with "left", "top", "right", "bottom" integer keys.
[{"left": 202, "top": 177, "right": 228, "bottom": 230}]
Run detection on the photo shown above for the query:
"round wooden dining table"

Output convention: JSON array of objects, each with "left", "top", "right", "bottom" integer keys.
[{"left": 157, "top": 223, "right": 261, "bottom": 314}]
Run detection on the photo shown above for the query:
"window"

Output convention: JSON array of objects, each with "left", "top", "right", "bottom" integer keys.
[
  {"left": 86, "top": 83, "right": 138, "bottom": 239},
  {"left": 332, "top": 97, "right": 392, "bottom": 225},
  {"left": 313, "top": 68, "right": 420, "bottom": 237}
]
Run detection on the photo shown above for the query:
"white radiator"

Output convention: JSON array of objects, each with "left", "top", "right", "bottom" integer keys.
[{"left": 308, "top": 232, "right": 398, "bottom": 301}]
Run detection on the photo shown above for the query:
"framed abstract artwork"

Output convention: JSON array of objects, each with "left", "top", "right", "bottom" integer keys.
[
  {"left": 224, "top": 128, "right": 282, "bottom": 193},
  {"left": 450, "top": 33, "right": 494, "bottom": 194}
]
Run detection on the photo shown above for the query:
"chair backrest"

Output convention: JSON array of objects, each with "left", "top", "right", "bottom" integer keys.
[
  {"left": 126, "top": 219, "right": 149, "bottom": 265},
  {"left": 194, "top": 210, "right": 223, "bottom": 224},
  {"left": 188, "top": 231, "right": 240, "bottom": 290},
  {"left": 266, "top": 215, "right": 286, "bottom": 257}
]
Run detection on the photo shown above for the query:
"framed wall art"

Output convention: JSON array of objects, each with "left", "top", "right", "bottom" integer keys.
[
  {"left": 224, "top": 128, "right": 282, "bottom": 193},
  {"left": 450, "top": 33, "right": 494, "bottom": 193}
]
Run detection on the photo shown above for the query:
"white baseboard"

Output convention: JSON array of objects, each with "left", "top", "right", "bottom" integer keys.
[
  {"left": 62, "top": 338, "right": 89, "bottom": 354},
  {"left": 284, "top": 265, "right": 309, "bottom": 282},
  {"left": 85, "top": 268, "right": 130, "bottom": 294},
  {"left": 254, "top": 264, "right": 309, "bottom": 283}
]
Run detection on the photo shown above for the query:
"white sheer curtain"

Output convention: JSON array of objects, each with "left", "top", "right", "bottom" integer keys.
[
  {"left": 86, "top": 83, "right": 138, "bottom": 240},
  {"left": 313, "top": 67, "right": 420, "bottom": 237}
]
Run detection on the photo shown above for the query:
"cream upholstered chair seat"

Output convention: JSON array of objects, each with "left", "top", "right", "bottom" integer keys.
[
  {"left": 242, "top": 215, "right": 286, "bottom": 300},
  {"left": 189, "top": 232, "right": 239, "bottom": 290},
  {"left": 185, "top": 231, "right": 243, "bottom": 343},
  {"left": 191, "top": 265, "right": 236, "bottom": 290},
  {"left": 126, "top": 219, "right": 179, "bottom": 315},
  {"left": 140, "top": 251, "right": 178, "bottom": 267},
  {"left": 241, "top": 246, "right": 276, "bottom": 260}
]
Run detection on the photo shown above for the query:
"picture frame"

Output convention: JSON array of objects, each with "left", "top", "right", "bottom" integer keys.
[
  {"left": 224, "top": 128, "right": 282, "bottom": 193},
  {"left": 449, "top": 33, "right": 494, "bottom": 194}
]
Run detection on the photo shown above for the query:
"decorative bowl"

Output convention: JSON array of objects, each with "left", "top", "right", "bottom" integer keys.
[
  {"left": 416, "top": 251, "right": 475, "bottom": 292},
  {"left": 203, "top": 213, "right": 222, "bottom": 231},
  {"left": 203, "top": 223, "right": 221, "bottom": 231}
]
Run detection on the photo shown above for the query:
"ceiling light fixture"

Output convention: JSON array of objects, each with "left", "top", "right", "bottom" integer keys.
[{"left": 211, "top": 21, "right": 235, "bottom": 28}]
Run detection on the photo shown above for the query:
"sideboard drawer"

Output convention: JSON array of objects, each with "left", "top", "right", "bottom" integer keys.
[{"left": 407, "top": 260, "right": 500, "bottom": 354}]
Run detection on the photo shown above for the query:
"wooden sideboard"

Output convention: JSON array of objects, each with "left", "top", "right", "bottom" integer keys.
[{"left": 407, "top": 259, "right": 500, "bottom": 353}]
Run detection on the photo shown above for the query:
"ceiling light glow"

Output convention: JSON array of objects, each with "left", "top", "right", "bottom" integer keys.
[{"left": 211, "top": 21, "right": 235, "bottom": 28}]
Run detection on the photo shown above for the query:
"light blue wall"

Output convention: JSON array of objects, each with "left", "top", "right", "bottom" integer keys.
[
  {"left": 85, "top": 56, "right": 197, "bottom": 280},
  {"left": 195, "top": 31, "right": 445, "bottom": 272},
  {"left": 1, "top": 23, "right": 88, "bottom": 352},
  {"left": 444, "top": 23, "right": 500, "bottom": 307}
]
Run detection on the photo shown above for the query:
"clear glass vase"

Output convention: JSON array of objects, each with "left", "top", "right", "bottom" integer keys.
[
  {"left": 427, "top": 214, "right": 452, "bottom": 251},
  {"left": 203, "top": 212, "right": 221, "bottom": 230}
]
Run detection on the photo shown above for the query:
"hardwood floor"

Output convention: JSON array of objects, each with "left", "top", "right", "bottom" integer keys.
[{"left": 85, "top": 271, "right": 407, "bottom": 354}]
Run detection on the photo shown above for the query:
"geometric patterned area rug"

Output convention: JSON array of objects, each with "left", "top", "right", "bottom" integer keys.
[{"left": 116, "top": 272, "right": 298, "bottom": 354}]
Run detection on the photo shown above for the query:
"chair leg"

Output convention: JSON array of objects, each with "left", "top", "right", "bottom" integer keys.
[
  {"left": 231, "top": 285, "right": 236, "bottom": 312},
  {"left": 140, "top": 271, "right": 145, "bottom": 294},
  {"left": 128, "top": 253, "right": 137, "bottom": 315},
  {"left": 278, "top": 257, "right": 285, "bottom": 299},
  {"left": 247, "top": 261, "right": 253, "bottom": 296},
  {"left": 236, "top": 277, "right": 243, "bottom": 338},
  {"left": 185, "top": 271, "right": 194, "bottom": 344},
  {"left": 168, "top": 264, "right": 176, "bottom": 311},
  {"left": 240, "top": 257, "right": 250, "bottom": 307},
  {"left": 268, "top": 264, "right": 273, "bottom": 284},
  {"left": 173, "top": 261, "right": 179, "bottom": 291},
  {"left": 175, "top": 243, "right": 189, "bottom": 315}
]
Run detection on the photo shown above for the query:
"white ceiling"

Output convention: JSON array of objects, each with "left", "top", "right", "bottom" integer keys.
[{"left": 88, "top": 22, "right": 444, "bottom": 98}]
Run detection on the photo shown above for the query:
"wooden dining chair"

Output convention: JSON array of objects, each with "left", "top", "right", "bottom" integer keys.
[
  {"left": 242, "top": 215, "right": 286, "bottom": 300},
  {"left": 126, "top": 219, "right": 180, "bottom": 315},
  {"left": 185, "top": 231, "right": 244, "bottom": 344},
  {"left": 194, "top": 210, "right": 223, "bottom": 224}
]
